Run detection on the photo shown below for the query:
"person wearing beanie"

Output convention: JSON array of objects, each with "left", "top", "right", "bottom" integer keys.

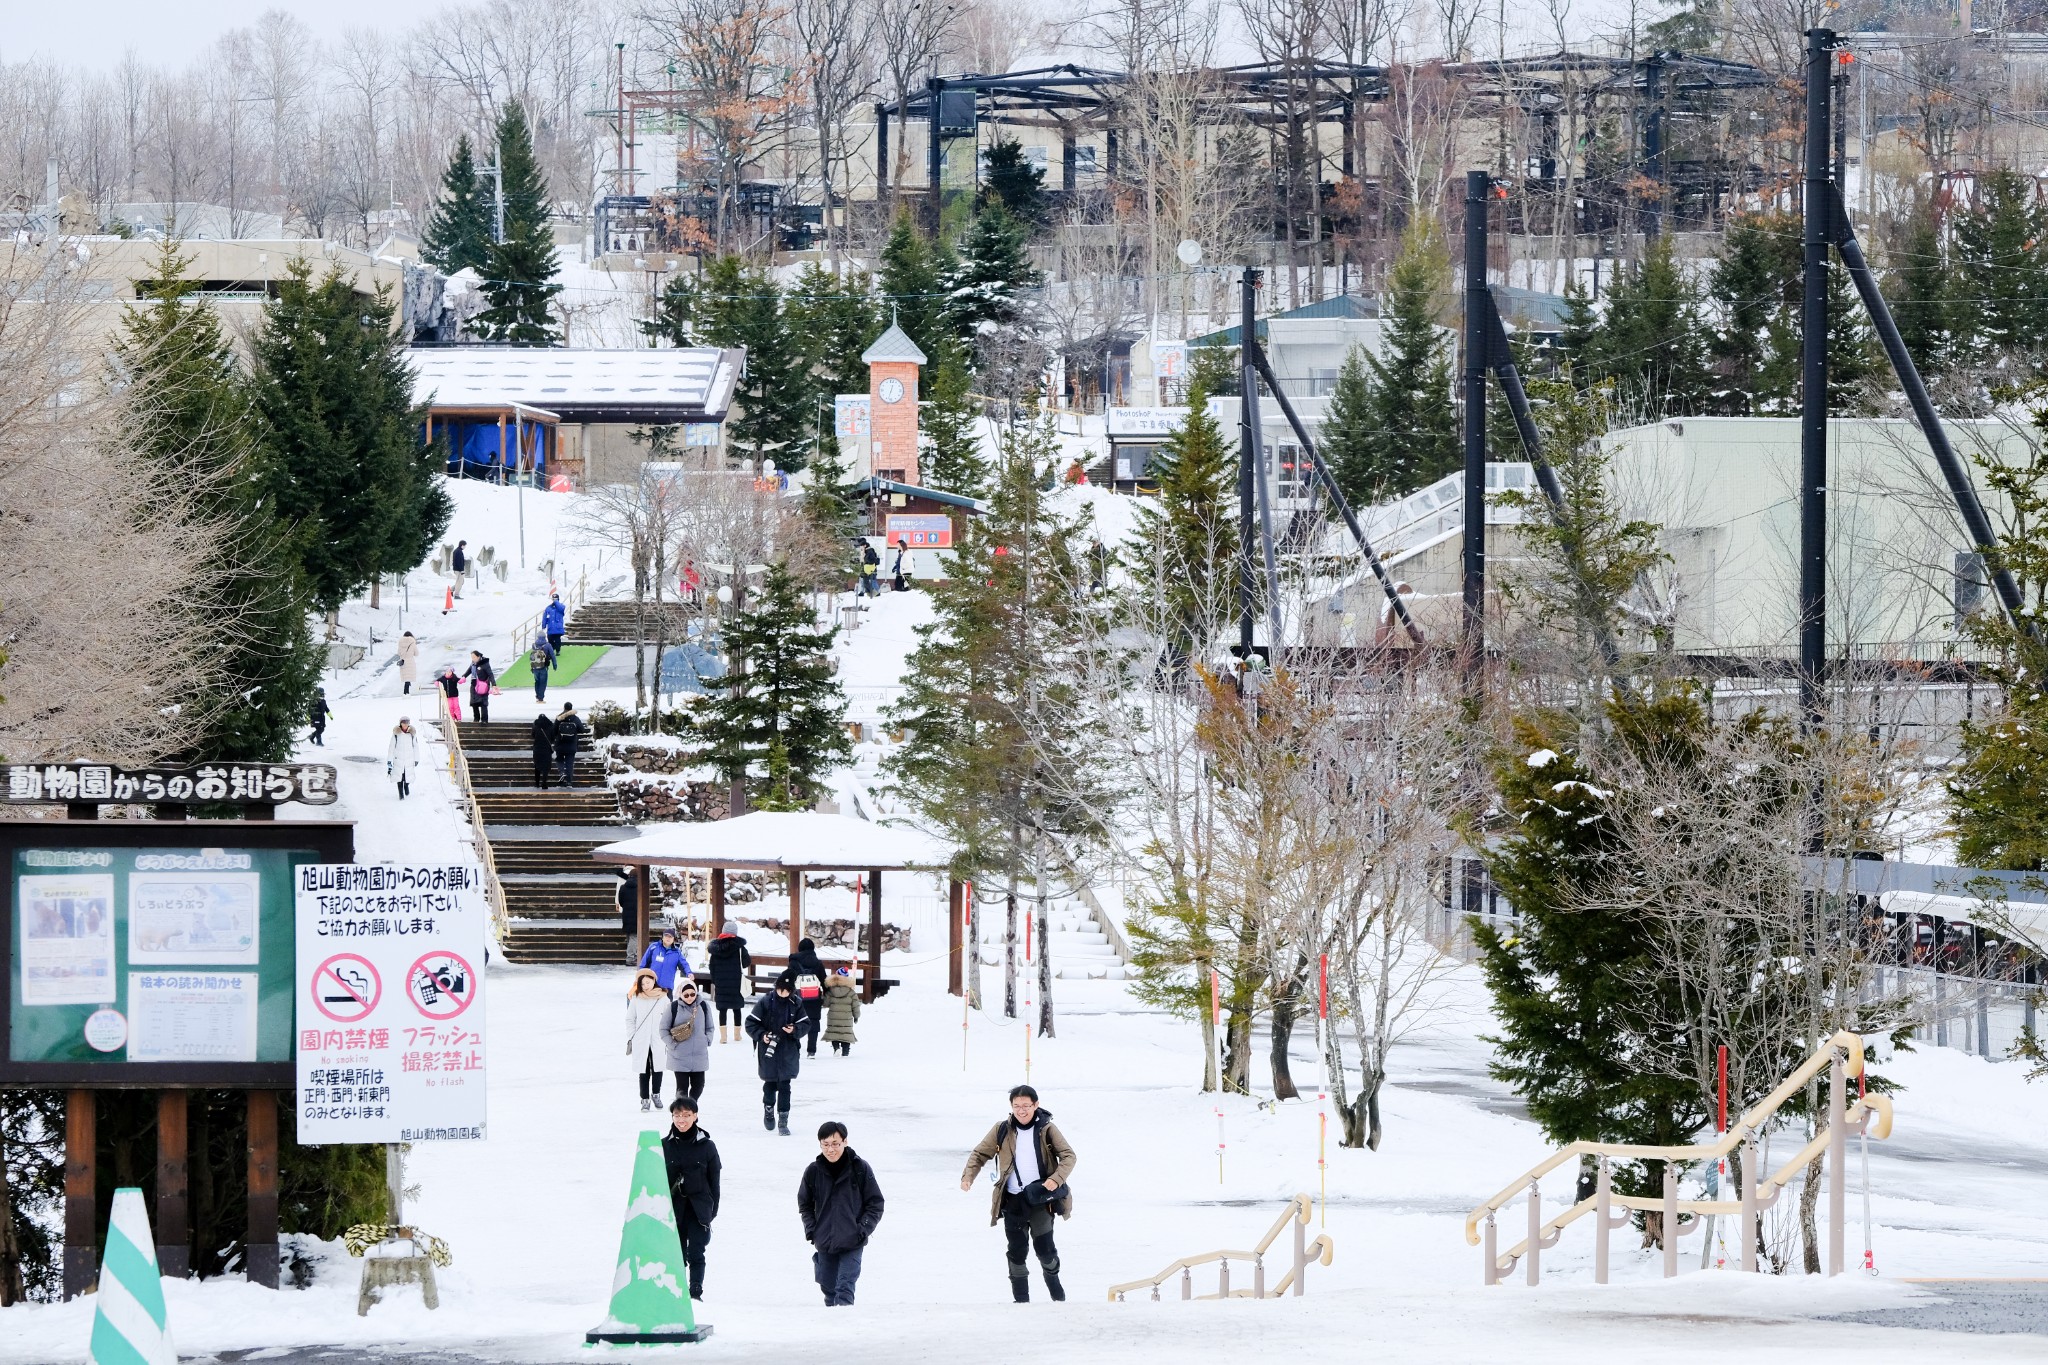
[{"left": 744, "top": 971, "right": 807, "bottom": 1135}]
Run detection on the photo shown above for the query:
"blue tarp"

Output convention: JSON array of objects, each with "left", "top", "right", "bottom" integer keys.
[
  {"left": 431, "top": 418, "right": 552, "bottom": 478},
  {"left": 659, "top": 641, "right": 725, "bottom": 695}
]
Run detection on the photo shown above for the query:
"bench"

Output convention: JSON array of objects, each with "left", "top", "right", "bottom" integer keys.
[{"left": 744, "top": 953, "right": 897, "bottom": 1000}]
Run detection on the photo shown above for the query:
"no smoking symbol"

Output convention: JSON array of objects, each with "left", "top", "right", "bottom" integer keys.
[
  {"left": 311, "top": 953, "right": 381, "bottom": 1023},
  {"left": 407, "top": 952, "right": 477, "bottom": 1020}
]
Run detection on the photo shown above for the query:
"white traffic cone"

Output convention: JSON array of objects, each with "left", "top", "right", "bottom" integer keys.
[{"left": 88, "top": 1187, "right": 174, "bottom": 1365}]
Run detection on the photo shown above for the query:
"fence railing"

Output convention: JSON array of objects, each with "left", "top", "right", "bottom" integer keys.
[
  {"left": 1107, "top": 1194, "right": 1334, "bottom": 1302},
  {"left": 439, "top": 714, "right": 509, "bottom": 941},
  {"left": 507, "top": 567, "right": 589, "bottom": 666},
  {"left": 1462, "top": 1030, "right": 1894, "bottom": 1285}
]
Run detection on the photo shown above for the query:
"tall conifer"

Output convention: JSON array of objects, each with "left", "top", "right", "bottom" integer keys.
[
  {"left": 477, "top": 103, "right": 561, "bottom": 345},
  {"left": 1360, "top": 223, "right": 1458, "bottom": 494},
  {"left": 420, "top": 134, "right": 491, "bottom": 276},
  {"left": 695, "top": 560, "right": 851, "bottom": 807}
]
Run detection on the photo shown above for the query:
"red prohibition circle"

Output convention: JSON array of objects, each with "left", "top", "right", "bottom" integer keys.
[
  {"left": 311, "top": 953, "right": 382, "bottom": 1023},
  {"left": 406, "top": 951, "right": 478, "bottom": 1020}
]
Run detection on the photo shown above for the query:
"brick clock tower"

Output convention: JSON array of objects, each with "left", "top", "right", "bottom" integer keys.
[{"left": 861, "top": 320, "right": 927, "bottom": 485}]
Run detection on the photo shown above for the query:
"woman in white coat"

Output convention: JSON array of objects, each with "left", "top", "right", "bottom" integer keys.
[
  {"left": 387, "top": 717, "right": 420, "bottom": 800},
  {"left": 627, "top": 968, "right": 671, "bottom": 1111},
  {"left": 397, "top": 631, "right": 420, "bottom": 694}
]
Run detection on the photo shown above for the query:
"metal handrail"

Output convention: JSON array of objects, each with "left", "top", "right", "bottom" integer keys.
[
  {"left": 1463, "top": 1030, "right": 1896, "bottom": 1284},
  {"left": 440, "top": 714, "right": 510, "bottom": 941},
  {"left": 1107, "top": 1194, "right": 1334, "bottom": 1302}
]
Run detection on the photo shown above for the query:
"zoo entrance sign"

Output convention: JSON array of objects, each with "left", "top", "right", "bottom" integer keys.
[{"left": 2, "top": 762, "right": 339, "bottom": 806}]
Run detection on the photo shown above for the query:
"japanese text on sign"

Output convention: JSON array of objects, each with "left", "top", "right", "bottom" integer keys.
[{"left": 4, "top": 763, "right": 338, "bottom": 806}]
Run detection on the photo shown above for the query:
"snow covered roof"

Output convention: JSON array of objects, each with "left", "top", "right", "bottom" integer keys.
[
  {"left": 589, "top": 812, "right": 953, "bottom": 870},
  {"left": 859, "top": 324, "right": 927, "bottom": 366},
  {"left": 407, "top": 346, "right": 742, "bottom": 423}
]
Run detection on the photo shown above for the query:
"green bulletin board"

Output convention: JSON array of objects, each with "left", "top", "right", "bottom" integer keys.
[{"left": 5, "top": 837, "right": 335, "bottom": 1080}]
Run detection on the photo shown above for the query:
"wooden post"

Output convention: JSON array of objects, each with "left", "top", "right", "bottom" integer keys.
[
  {"left": 947, "top": 877, "right": 964, "bottom": 998},
  {"left": 709, "top": 867, "right": 726, "bottom": 936},
  {"left": 635, "top": 864, "right": 653, "bottom": 960},
  {"left": 156, "top": 1091, "right": 190, "bottom": 1278},
  {"left": 787, "top": 871, "right": 802, "bottom": 954},
  {"left": 246, "top": 1091, "right": 279, "bottom": 1289},
  {"left": 63, "top": 1089, "right": 95, "bottom": 1299},
  {"left": 864, "top": 867, "right": 884, "bottom": 1004}
]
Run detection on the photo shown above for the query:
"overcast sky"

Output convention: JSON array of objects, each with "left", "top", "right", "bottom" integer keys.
[{"left": 2, "top": 0, "right": 465, "bottom": 68}]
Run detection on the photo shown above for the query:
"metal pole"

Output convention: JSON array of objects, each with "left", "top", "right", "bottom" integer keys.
[
  {"left": 926, "top": 77, "right": 945, "bottom": 235},
  {"left": 1238, "top": 269, "right": 1262, "bottom": 658},
  {"left": 1462, "top": 171, "right": 1489, "bottom": 674},
  {"left": 1642, "top": 55, "right": 1665, "bottom": 240},
  {"left": 1248, "top": 346, "right": 1285, "bottom": 653},
  {"left": 1829, "top": 189, "right": 2032, "bottom": 634},
  {"left": 1799, "top": 28, "right": 1834, "bottom": 729},
  {"left": 1246, "top": 345, "right": 1424, "bottom": 643}
]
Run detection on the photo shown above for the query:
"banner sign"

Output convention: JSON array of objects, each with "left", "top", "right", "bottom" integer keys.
[
  {"left": 2, "top": 762, "right": 338, "bottom": 807},
  {"left": 294, "top": 864, "right": 488, "bottom": 1143},
  {"left": 885, "top": 513, "right": 953, "bottom": 548},
  {"left": 1106, "top": 407, "right": 1188, "bottom": 438},
  {"left": 834, "top": 395, "right": 871, "bottom": 438}
]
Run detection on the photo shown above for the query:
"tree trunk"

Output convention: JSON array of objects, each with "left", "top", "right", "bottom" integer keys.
[
  {"left": 1003, "top": 880, "right": 1018, "bottom": 1021},
  {"left": 325, "top": 609, "right": 339, "bottom": 642},
  {"left": 370, "top": 576, "right": 381, "bottom": 610},
  {"left": 966, "top": 883, "right": 983, "bottom": 1011},
  {"left": 1221, "top": 1013, "right": 1253, "bottom": 1094},
  {"left": 0, "top": 1125, "right": 22, "bottom": 1305},
  {"left": 1269, "top": 979, "right": 1300, "bottom": 1101},
  {"left": 1798, "top": 1148, "right": 1824, "bottom": 1274},
  {"left": 649, "top": 541, "right": 668, "bottom": 736},
  {"left": 1034, "top": 842, "right": 1054, "bottom": 1039},
  {"left": 1199, "top": 985, "right": 1219, "bottom": 1092},
  {"left": 632, "top": 559, "right": 648, "bottom": 720}
]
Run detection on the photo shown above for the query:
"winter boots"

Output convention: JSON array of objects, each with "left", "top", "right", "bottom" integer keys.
[
  {"left": 777, "top": 1113, "right": 791, "bottom": 1137},
  {"left": 763, "top": 1104, "right": 776, "bottom": 1131},
  {"left": 719, "top": 1025, "right": 729, "bottom": 1044},
  {"left": 1010, "top": 1277, "right": 1030, "bottom": 1303},
  {"left": 1045, "top": 1271, "right": 1066, "bottom": 1302}
]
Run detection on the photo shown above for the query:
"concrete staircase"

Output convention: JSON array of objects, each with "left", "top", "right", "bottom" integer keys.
[
  {"left": 972, "top": 898, "right": 1131, "bottom": 980},
  {"left": 565, "top": 599, "right": 693, "bottom": 645},
  {"left": 451, "top": 721, "right": 634, "bottom": 965}
]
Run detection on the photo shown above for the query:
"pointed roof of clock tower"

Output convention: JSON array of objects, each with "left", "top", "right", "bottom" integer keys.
[{"left": 861, "top": 321, "right": 928, "bottom": 366}]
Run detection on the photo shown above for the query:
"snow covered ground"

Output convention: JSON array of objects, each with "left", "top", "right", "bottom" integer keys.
[{"left": 7, "top": 479, "right": 2048, "bottom": 1361}]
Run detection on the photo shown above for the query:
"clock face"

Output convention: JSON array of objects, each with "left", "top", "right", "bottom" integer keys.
[{"left": 879, "top": 377, "right": 905, "bottom": 404}]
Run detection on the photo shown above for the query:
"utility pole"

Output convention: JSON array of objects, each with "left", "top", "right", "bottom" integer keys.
[
  {"left": 1462, "top": 171, "right": 1490, "bottom": 676},
  {"left": 1238, "top": 268, "right": 1262, "bottom": 660},
  {"left": 1799, "top": 28, "right": 1834, "bottom": 730}
]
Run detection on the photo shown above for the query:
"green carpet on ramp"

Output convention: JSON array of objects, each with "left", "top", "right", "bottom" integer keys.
[{"left": 497, "top": 645, "right": 609, "bottom": 690}]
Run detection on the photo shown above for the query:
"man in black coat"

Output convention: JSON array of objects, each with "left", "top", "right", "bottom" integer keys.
[
  {"left": 745, "top": 973, "right": 807, "bottom": 1135},
  {"left": 796, "top": 1120, "right": 884, "bottom": 1307},
  {"left": 660, "top": 1096, "right": 720, "bottom": 1302},
  {"left": 553, "top": 702, "right": 586, "bottom": 787},
  {"left": 529, "top": 713, "right": 556, "bottom": 789},
  {"left": 706, "top": 930, "right": 753, "bottom": 1044}
]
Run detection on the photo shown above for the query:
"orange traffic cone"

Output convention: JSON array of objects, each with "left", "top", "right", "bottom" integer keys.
[{"left": 443, "top": 586, "right": 454, "bottom": 614}]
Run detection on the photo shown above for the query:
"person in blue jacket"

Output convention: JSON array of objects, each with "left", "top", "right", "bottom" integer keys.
[
  {"left": 542, "top": 591, "right": 567, "bottom": 655},
  {"left": 638, "top": 925, "right": 691, "bottom": 993}
]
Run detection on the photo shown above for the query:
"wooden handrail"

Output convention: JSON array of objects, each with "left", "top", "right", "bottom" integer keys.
[
  {"left": 440, "top": 715, "right": 509, "bottom": 941},
  {"left": 1107, "top": 1194, "right": 1333, "bottom": 1302}
]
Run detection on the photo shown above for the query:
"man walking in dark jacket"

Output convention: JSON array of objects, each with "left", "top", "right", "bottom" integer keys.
[
  {"left": 530, "top": 712, "right": 557, "bottom": 789},
  {"left": 797, "top": 1120, "right": 884, "bottom": 1306},
  {"left": 554, "top": 702, "right": 586, "bottom": 787},
  {"left": 661, "top": 1096, "right": 720, "bottom": 1302},
  {"left": 745, "top": 974, "right": 807, "bottom": 1134}
]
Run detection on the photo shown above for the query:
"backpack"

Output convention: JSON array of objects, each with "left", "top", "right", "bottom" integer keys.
[
  {"left": 795, "top": 972, "right": 822, "bottom": 1000},
  {"left": 530, "top": 647, "right": 550, "bottom": 672}
]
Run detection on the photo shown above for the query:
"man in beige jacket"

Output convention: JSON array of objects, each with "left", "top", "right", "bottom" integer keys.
[{"left": 959, "top": 1084, "right": 1077, "bottom": 1302}]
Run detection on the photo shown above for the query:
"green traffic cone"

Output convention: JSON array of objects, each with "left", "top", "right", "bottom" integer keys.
[
  {"left": 89, "top": 1187, "right": 173, "bottom": 1365},
  {"left": 585, "top": 1128, "right": 710, "bottom": 1345}
]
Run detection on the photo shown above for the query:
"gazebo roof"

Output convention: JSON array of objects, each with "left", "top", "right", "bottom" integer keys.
[{"left": 590, "top": 812, "right": 952, "bottom": 871}]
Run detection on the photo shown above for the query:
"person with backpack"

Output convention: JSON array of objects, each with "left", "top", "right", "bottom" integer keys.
[
  {"left": 744, "top": 972, "right": 807, "bottom": 1135},
  {"left": 790, "top": 937, "right": 828, "bottom": 1057},
  {"left": 554, "top": 702, "right": 586, "bottom": 787},
  {"left": 386, "top": 717, "right": 420, "bottom": 800},
  {"left": 796, "top": 1120, "right": 885, "bottom": 1307},
  {"left": 462, "top": 652, "right": 495, "bottom": 723},
  {"left": 530, "top": 711, "right": 557, "bottom": 789},
  {"left": 541, "top": 591, "right": 567, "bottom": 655},
  {"left": 959, "top": 1084, "right": 1077, "bottom": 1302},
  {"left": 661, "top": 1096, "right": 719, "bottom": 1303},
  {"left": 529, "top": 638, "right": 555, "bottom": 703},
  {"left": 822, "top": 966, "right": 860, "bottom": 1056},
  {"left": 307, "top": 690, "right": 334, "bottom": 746},
  {"left": 664, "top": 978, "right": 713, "bottom": 1102},
  {"left": 858, "top": 540, "right": 881, "bottom": 598},
  {"left": 706, "top": 929, "right": 753, "bottom": 1043}
]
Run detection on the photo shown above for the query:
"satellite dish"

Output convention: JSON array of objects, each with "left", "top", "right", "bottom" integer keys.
[{"left": 1176, "top": 239, "right": 1203, "bottom": 266}]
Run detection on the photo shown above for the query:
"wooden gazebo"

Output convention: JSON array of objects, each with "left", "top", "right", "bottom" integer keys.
[{"left": 591, "top": 812, "right": 963, "bottom": 1001}]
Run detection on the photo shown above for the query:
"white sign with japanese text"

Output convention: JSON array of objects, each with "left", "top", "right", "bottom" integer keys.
[{"left": 294, "top": 863, "right": 488, "bottom": 1143}]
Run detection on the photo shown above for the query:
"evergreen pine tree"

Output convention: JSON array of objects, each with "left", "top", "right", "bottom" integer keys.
[
  {"left": 948, "top": 203, "right": 1041, "bottom": 339},
  {"left": 878, "top": 212, "right": 955, "bottom": 359},
  {"left": 1585, "top": 233, "right": 1713, "bottom": 416},
  {"left": 695, "top": 560, "right": 851, "bottom": 807},
  {"left": 1953, "top": 167, "right": 2048, "bottom": 357},
  {"left": 978, "top": 136, "right": 1047, "bottom": 227},
  {"left": 477, "top": 102, "right": 561, "bottom": 345},
  {"left": 650, "top": 256, "right": 809, "bottom": 469},
  {"left": 1186, "top": 341, "right": 1240, "bottom": 397},
  {"left": 1556, "top": 283, "right": 1600, "bottom": 388},
  {"left": 252, "top": 261, "right": 452, "bottom": 621},
  {"left": 1709, "top": 213, "right": 1801, "bottom": 415},
  {"left": 117, "top": 245, "right": 323, "bottom": 761},
  {"left": 1886, "top": 200, "right": 1963, "bottom": 379},
  {"left": 921, "top": 343, "right": 988, "bottom": 496},
  {"left": 1361, "top": 222, "right": 1459, "bottom": 494},
  {"left": 1124, "top": 380, "right": 1237, "bottom": 659},
  {"left": 1322, "top": 344, "right": 1380, "bottom": 506},
  {"left": 786, "top": 263, "right": 882, "bottom": 470},
  {"left": 420, "top": 134, "right": 492, "bottom": 276}
]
